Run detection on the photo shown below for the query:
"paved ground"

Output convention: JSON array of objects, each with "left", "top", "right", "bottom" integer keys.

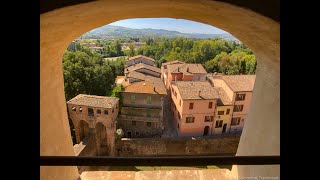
[{"left": 161, "top": 96, "right": 178, "bottom": 138}]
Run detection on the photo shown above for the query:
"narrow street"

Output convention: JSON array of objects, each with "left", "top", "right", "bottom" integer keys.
[{"left": 161, "top": 96, "right": 178, "bottom": 138}]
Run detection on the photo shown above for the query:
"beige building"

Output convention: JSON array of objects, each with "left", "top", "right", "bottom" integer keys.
[
  {"left": 212, "top": 87, "right": 233, "bottom": 135},
  {"left": 67, "top": 94, "right": 119, "bottom": 155},
  {"left": 125, "top": 55, "right": 156, "bottom": 67},
  {"left": 170, "top": 81, "right": 219, "bottom": 137},
  {"left": 207, "top": 74, "right": 256, "bottom": 134},
  {"left": 118, "top": 79, "right": 167, "bottom": 138}
]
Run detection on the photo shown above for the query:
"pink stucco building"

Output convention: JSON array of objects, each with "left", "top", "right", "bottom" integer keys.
[
  {"left": 170, "top": 81, "right": 220, "bottom": 137},
  {"left": 161, "top": 62, "right": 207, "bottom": 91}
]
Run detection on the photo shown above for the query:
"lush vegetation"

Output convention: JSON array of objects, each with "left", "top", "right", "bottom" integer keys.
[
  {"left": 63, "top": 37, "right": 256, "bottom": 100},
  {"left": 134, "top": 37, "right": 256, "bottom": 74},
  {"left": 63, "top": 45, "right": 125, "bottom": 101}
]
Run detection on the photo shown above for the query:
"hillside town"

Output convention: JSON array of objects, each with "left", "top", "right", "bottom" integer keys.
[{"left": 67, "top": 55, "right": 255, "bottom": 146}]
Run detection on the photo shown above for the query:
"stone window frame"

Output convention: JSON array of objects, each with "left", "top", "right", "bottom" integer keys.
[
  {"left": 189, "top": 103, "right": 194, "bottom": 109},
  {"left": 97, "top": 109, "right": 101, "bottom": 114},
  {"left": 226, "top": 109, "right": 230, "bottom": 115},
  {"left": 79, "top": 107, "right": 83, "bottom": 112},
  {"left": 208, "top": 102, "right": 213, "bottom": 109},
  {"left": 146, "top": 122, "right": 152, "bottom": 127},
  {"left": 186, "top": 117, "right": 195, "bottom": 123},
  {"left": 132, "top": 121, "right": 136, "bottom": 126},
  {"left": 104, "top": 109, "right": 108, "bottom": 115},
  {"left": 231, "top": 117, "right": 241, "bottom": 126},
  {"left": 88, "top": 108, "right": 94, "bottom": 116},
  {"left": 72, "top": 106, "right": 76, "bottom": 112}
]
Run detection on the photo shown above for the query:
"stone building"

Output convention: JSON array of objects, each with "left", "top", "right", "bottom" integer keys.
[
  {"left": 170, "top": 81, "right": 220, "bottom": 137},
  {"left": 118, "top": 79, "right": 167, "bottom": 138},
  {"left": 207, "top": 74, "right": 256, "bottom": 134},
  {"left": 125, "top": 62, "right": 161, "bottom": 78},
  {"left": 67, "top": 94, "right": 119, "bottom": 155}
]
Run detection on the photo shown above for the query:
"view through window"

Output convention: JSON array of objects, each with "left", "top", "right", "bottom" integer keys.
[{"left": 62, "top": 18, "right": 257, "bottom": 172}]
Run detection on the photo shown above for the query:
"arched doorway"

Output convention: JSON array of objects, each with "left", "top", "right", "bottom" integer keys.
[
  {"left": 95, "top": 122, "right": 108, "bottom": 155},
  {"left": 203, "top": 126, "right": 210, "bottom": 136},
  {"left": 78, "top": 120, "right": 89, "bottom": 142},
  {"left": 222, "top": 123, "right": 227, "bottom": 133}
]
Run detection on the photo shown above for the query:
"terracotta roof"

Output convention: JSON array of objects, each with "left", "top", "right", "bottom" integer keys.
[
  {"left": 174, "top": 81, "right": 219, "bottom": 100},
  {"left": 67, "top": 94, "right": 118, "bottom": 108},
  {"left": 215, "top": 87, "right": 232, "bottom": 105},
  {"left": 127, "top": 71, "right": 159, "bottom": 81},
  {"left": 127, "top": 55, "right": 155, "bottom": 62},
  {"left": 126, "top": 63, "right": 161, "bottom": 74},
  {"left": 167, "top": 63, "right": 207, "bottom": 74},
  {"left": 161, "top": 60, "right": 185, "bottom": 66},
  {"left": 216, "top": 75, "right": 256, "bottom": 92},
  {"left": 124, "top": 79, "right": 166, "bottom": 95}
]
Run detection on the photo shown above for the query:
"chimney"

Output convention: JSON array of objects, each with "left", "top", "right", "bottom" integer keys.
[
  {"left": 154, "top": 86, "right": 156, "bottom": 92},
  {"left": 178, "top": 67, "right": 180, "bottom": 72},
  {"left": 198, "top": 90, "right": 201, "bottom": 97},
  {"left": 187, "top": 67, "right": 189, "bottom": 72}
]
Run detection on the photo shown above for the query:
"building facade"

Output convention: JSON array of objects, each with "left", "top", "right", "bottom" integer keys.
[
  {"left": 118, "top": 80, "right": 166, "bottom": 138},
  {"left": 161, "top": 63, "right": 207, "bottom": 91},
  {"left": 67, "top": 94, "right": 119, "bottom": 156},
  {"left": 170, "top": 81, "right": 219, "bottom": 137},
  {"left": 207, "top": 74, "right": 256, "bottom": 134}
]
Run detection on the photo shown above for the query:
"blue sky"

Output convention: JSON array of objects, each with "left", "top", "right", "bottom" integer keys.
[{"left": 109, "top": 18, "right": 228, "bottom": 34}]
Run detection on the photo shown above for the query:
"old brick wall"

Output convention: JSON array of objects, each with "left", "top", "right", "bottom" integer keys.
[{"left": 115, "top": 135, "right": 240, "bottom": 156}]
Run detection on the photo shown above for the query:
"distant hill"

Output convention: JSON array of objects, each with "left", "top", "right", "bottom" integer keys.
[{"left": 81, "top": 25, "right": 239, "bottom": 41}]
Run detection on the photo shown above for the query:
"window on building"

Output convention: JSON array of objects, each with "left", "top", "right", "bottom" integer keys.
[
  {"left": 79, "top": 107, "right": 82, "bottom": 112},
  {"left": 146, "top": 96, "right": 152, "bottom": 104},
  {"left": 178, "top": 111, "right": 181, "bottom": 120},
  {"left": 208, "top": 102, "right": 213, "bottom": 109},
  {"left": 215, "top": 120, "right": 223, "bottom": 128},
  {"left": 146, "top": 122, "right": 152, "bottom": 127},
  {"left": 231, "top": 117, "right": 241, "bottom": 126},
  {"left": 104, "top": 110, "right": 108, "bottom": 115},
  {"left": 116, "top": 105, "right": 118, "bottom": 109},
  {"left": 146, "top": 110, "right": 151, "bottom": 117},
  {"left": 72, "top": 107, "right": 76, "bottom": 111},
  {"left": 186, "top": 117, "right": 195, "bottom": 123},
  {"left": 130, "top": 95, "right": 136, "bottom": 103},
  {"left": 132, "top": 121, "right": 136, "bottom": 126},
  {"left": 112, "top": 108, "right": 114, "bottom": 113},
  {"left": 179, "top": 99, "right": 181, "bottom": 106},
  {"left": 97, "top": 109, "right": 101, "bottom": 114},
  {"left": 236, "top": 94, "right": 246, "bottom": 101},
  {"left": 218, "top": 111, "right": 224, "bottom": 115},
  {"left": 204, "top": 116, "right": 213, "bottom": 122},
  {"left": 189, "top": 103, "right": 194, "bottom": 109},
  {"left": 88, "top": 108, "right": 94, "bottom": 116},
  {"left": 135, "top": 131, "right": 140, "bottom": 136},
  {"left": 226, "top": 109, "right": 230, "bottom": 115},
  {"left": 234, "top": 105, "right": 244, "bottom": 112}
]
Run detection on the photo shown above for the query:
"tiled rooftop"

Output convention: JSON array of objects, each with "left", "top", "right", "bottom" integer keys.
[
  {"left": 127, "top": 55, "right": 155, "bottom": 62},
  {"left": 174, "top": 81, "right": 219, "bottom": 100},
  {"left": 126, "top": 63, "right": 161, "bottom": 74},
  {"left": 216, "top": 87, "right": 232, "bottom": 105},
  {"left": 161, "top": 60, "right": 185, "bottom": 66},
  {"left": 127, "top": 71, "right": 159, "bottom": 81},
  {"left": 167, "top": 63, "right": 207, "bottom": 74},
  {"left": 67, "top": 94, "right": 118, "bottom": 108},
  {"left": 212, "top": 75, "right": 256, "bottom": 92},
  {"left": 124, "top": 79, "right": 166, "bottom": 95}
]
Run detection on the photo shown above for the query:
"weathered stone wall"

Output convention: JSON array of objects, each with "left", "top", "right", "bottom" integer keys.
[{"left": 115, "top": 135, "right": 240, "bottom": 156}]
